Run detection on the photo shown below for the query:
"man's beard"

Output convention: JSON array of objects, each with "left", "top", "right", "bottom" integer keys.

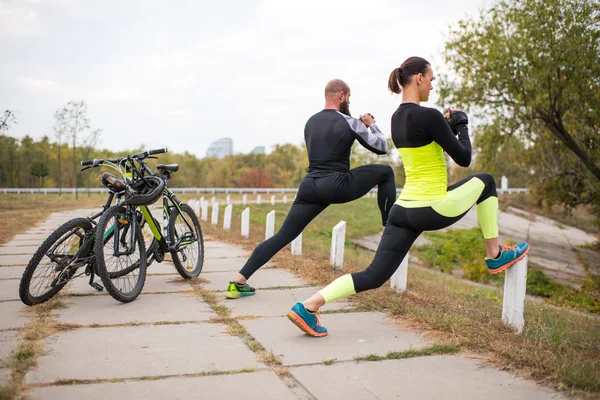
[{"left": 339, "top": 101, "right": 351, "bottom": 116}]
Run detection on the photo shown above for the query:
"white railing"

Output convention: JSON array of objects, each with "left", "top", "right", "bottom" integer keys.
[{"left": 0, "top": 187, "right": 528, "bottom": 195}]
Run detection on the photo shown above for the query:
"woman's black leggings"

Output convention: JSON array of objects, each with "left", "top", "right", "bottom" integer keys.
[
  {"left": 348, "top": 173, "right": 497, "bottom": 293},
  {"left": 239, "top": 164, "right": 396, "bottom": 279}
]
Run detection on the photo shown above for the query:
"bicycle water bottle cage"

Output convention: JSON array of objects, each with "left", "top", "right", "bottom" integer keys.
[
  {"left": 101, "top": 172, "right": 126, "bottom": 193},
  {"left": 124, "top": 176, "right": 165, "bottom": 206}
]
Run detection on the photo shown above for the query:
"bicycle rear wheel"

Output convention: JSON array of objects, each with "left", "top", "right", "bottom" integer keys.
[
  {"left": 94, "top": 205, "right": 147, "bottom": 303},
  {"left": 168, "top": 203, "right": 204, "bottom": 279},
  {"left": 19, "top": 218, "right": 93, "bottom": 306}
]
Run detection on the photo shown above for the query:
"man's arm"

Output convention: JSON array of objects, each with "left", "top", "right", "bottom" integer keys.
[{"left": 337, "top": 112, "right": 387, "bottom": 155}]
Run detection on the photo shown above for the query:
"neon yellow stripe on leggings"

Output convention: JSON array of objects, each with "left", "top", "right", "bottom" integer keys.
[
  {"left": 477, "top": 196, "right": 498, "bottom": 239},
  {"left": 319, "top": 274, "right": 356, "bottom": 304}
]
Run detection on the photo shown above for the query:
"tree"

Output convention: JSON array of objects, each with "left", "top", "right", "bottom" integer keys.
[
  {"left": 29, "top": 161, "right": 49, "bottom": 189},
  {"left": 53, "top": 108, "right": 68, "bottom": 195},
  {"left": 82, "top": 128, "right": 102, "bottom": 196},
  {"left": 0, "top": 110, "right": 16, "bottom": 134},
  {"left": 439, "top": 0, "right": 600, "bottom": 221},
  {"left": 58, "top": 101, "right": 91, "bottom": 200}
]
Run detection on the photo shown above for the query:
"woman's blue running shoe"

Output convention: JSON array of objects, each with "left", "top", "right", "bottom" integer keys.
[
  {"left": 485, "top": 242, "right": 530, "bottom": 274},
  {"left": 286, "top": 302, "right": 328, "bottom": 337}
]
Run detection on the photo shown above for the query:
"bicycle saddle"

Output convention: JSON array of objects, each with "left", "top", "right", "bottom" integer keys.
[
  {"left": 101, "top": 172, "right": 126, "bottom": 192},
  {"left": 156, "top": 164, "right": 179, "bottom": 173}
]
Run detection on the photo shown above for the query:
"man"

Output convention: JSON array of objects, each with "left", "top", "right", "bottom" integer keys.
[{"left": 226, "top": 79, "right": 396, "bottom": 298}]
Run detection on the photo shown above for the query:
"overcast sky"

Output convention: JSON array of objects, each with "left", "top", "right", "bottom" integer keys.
[{"left": 1, "top": 0, "right": 492, "bottom": 158}]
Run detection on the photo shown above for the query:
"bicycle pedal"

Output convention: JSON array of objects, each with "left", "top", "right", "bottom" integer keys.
[{"left": 90, "top": 282, "right": 104, "bottom": 292}]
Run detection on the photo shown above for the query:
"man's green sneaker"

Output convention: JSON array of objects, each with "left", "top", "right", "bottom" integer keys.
[{"left": 225, "top": 281, "right": 256, "bottom": 299}]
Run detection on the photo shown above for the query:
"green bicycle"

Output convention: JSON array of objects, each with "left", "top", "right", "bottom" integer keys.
[{"left": 90, "top": 149, "right": 204, "bottom": 302}]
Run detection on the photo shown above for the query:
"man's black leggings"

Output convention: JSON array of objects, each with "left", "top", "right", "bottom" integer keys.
[{"left": 239, "top": 164, "right": 396, "bottom": 279}]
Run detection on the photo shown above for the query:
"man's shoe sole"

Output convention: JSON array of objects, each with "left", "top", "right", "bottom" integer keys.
[
  {"left": 488, "top": 247, "right": 530, "bottom": 275},
  {"left": 286, "top": 311, "right": 328, "bottom": 337}
]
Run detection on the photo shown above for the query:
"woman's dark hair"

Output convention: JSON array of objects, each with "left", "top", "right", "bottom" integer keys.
[{"left": 388, "top": 57, "right": 430, "bottom": 94}]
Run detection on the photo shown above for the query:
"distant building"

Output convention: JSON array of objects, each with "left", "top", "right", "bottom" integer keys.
[
  {"left": 206, "top": 138, "right": 233, "bottom": 159},
  {"left": 251, "top": 146, "right": 265, "bottom": 155}
]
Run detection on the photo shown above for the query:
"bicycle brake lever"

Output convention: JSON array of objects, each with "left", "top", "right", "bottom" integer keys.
[
  {"left": 146, "top": 156, "right": 158, "bottom": 159},
  {"left": 81, "top": 166, "right": 92, "bottom": 172}
]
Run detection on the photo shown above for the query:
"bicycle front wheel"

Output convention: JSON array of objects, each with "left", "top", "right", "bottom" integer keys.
[
  {"left": 94, "top": 205, "right": 147, "bottom": 303},
  {"left": 19, "top": 218, "right": 93, "bottom": 306},
  {"left": 168, "top": 203, "right": 204, "bottom": 279}
]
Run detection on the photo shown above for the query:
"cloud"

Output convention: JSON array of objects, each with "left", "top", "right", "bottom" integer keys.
[
  {"left": 0, "top": 2, "right": 41, "bottom": 36},
  {"left": 17, "top": 77, "right": 57, "bottom": 91}
]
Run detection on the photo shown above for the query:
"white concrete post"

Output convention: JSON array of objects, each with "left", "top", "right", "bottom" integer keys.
[
  {"left": 283, "top": 195, "right": 287, "bottom": 204},
  {"left": 390, "top": 253, "right": 409, "bottom": 292},
  {"left": 44, "top": 188, "right": 47, "bottom": 195},
  {"left": 501, "top": 176, "right": 508, "bottom": 191},
  {"left": 242, "top": 194, "right": 247, "bottom": 206},
  {"left": 265, "top": 210, "right": 275, "bottom": 240},
  {"left": 211, "top": 196, "right": 216, "bottom": 205},
  {"left": 257, "top": 194, "right": 261, "bottom": 204},
  {"left": 211, "top": 203, "right": 219, "bottom": 225},
  {"left": 201, "top": 200, "right": 209, "bottom": 221},
  {"left": 200, "top": 196, "right": 205, "bottom": 205},
  {"left": 271, "top": 195, "right": 275, "bottom": 205},
  {"left": 291, "top": 232, "right": 302, "bottom": 256},
  {"left": 241, "top": 207, "right": 250, "bottom": 238},
  {"left": 330, "top": 221, "right": 346, "bottom": 271},
  {"left": 226, "top": 194, "right": 231, "bottom": 205},
  {"left": 502, "top": 256, "right": 528, "bottom": 334},
  {"left": 223, "top": 204, "right": 233, "bottom": 230}
]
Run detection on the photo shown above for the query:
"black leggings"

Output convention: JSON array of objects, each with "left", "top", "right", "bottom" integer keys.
[
  {"left": 239, "top": 164, "right": 396, "bottom": 279},
  {"left": 350, "top": 173, "right": 497, "bottom": 292}
]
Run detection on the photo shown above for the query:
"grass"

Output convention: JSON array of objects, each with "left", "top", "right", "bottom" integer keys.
[
  {"left": 354, "top": 344, "right": 459, "bottom": 362},
  {"left": 202, "top": 198, "right": 600, "bottom": 397}
]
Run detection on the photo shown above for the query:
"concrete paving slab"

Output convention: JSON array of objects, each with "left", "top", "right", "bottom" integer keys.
[
  {"left": 0, "top": 246, "right": 39, "bottom": 256},
  {"left": 0, "top": 280, "right": 19, "bottom": 301},
  {"left": 26, "top": 323, "right": 258, "bottom": 384},
  {"left": 0, "top": 301, "right": 28, "bottom": 330},
  {"left": 242, "top": 312, "right": 425, "bottom": 366},
  {"left": 291, "top": 356, "right": 564, "bottom": 400},
  {"left": 205, "top": 247, "right": 249, "bottom": 259},
  {"left": 0, "top": 331, "right": 18, "bottom": 365},
  {"left": 201, "top": 269, "right": 307, "bottom": 292},
  {"left": 1, "top": 240, "right": 44, "bottom": 247},
  {"left": 227, "top": 287, "right": 352, "bottom": 317},
  {"left": 56, "top": 292, "right": 213, "bottom": 325},
  {"left": 65, "top": 275, "right": 194, "bottom": 296},
  {"left": 28, "top": 371, "right": 296, "bottom": 400},
  {"left": 11, "top": 234, "right": 49, "bottom": 241},
  {"left": 0, "top": 254, "right": 34, "bottom": 266},
  {"left": 0, "top": 266, "right": 24, "bottom": 280},
  {"left": 0, "top": 331, "right": 18, "bottom": 385}
]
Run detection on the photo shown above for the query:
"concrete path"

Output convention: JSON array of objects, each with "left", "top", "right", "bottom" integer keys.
[
  {"left": 352, "top": 206, "right": 598, "bottom": 288},
  {"left": 0, "top": 211, "right": 565, "bottom": 399}
]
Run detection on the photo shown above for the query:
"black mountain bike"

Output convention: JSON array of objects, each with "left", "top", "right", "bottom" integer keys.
[
  {"left": 91, "top": 149, "right": 204, "bottom": 302},
  {"left": 19, "top": 148, "right": 203, "bottom": 305}
]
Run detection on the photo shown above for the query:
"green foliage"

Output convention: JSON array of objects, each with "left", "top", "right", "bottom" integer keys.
[
  {"left": 417, "top": 228, "right": 501, "bottom": 283},
  {"left": 439, "top": 0, "right": 600, "bottom": 224},
  {"left": 527, "top": 268, "right": 552, "bottom": 297}
]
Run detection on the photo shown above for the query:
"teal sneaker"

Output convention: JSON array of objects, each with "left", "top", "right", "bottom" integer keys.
[
  {"left": 225, "top": 281, "right": 256, "bottom": 299},
  {"left": 286, "top": 302, "right": 328, "bottom": 337},
  {"left": 485, "top": 243, "right": 530, "bottom": 274}
]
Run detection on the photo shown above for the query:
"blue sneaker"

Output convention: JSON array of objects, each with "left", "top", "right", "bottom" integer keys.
[
  {"left": 485, "top": 242, "right": 530, "bottom": 274},
  {"left": 286, "top": 302, "right": 328, "bottom": 337}
]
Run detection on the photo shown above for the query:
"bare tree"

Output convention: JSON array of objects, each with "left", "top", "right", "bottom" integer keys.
[
  {"left": 0, "top": 110, "right": 17, "bottom": 133},
  {"left": 53, "top": 108, "right": 68, "bottom": 196},
  {"left": 62, "top": 101, "right": 90, "bottom": 200},
  {"left": 82, "top": 128, "right": 102, "bottom": 196}
]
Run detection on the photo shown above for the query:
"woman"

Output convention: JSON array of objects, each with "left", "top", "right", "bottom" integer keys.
[{"left": 286, "top": 57, "right": 530, "bottom": 337}]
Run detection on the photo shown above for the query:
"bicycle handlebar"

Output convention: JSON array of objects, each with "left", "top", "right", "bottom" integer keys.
[{"left": 80, "top": 148, "right": 168, "bottom": 167}]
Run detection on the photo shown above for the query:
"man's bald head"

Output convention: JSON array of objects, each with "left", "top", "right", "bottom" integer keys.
[{"left": 324, "top": 79, "right": 350, "bottom": 98}]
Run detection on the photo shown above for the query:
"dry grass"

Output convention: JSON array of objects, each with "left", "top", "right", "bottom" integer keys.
[
  {"left": 201, "top": 201, "right": 600, "bottom": 397},
  {"left": 0, "top": 193, "right": 105, "bottom": 245}
]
